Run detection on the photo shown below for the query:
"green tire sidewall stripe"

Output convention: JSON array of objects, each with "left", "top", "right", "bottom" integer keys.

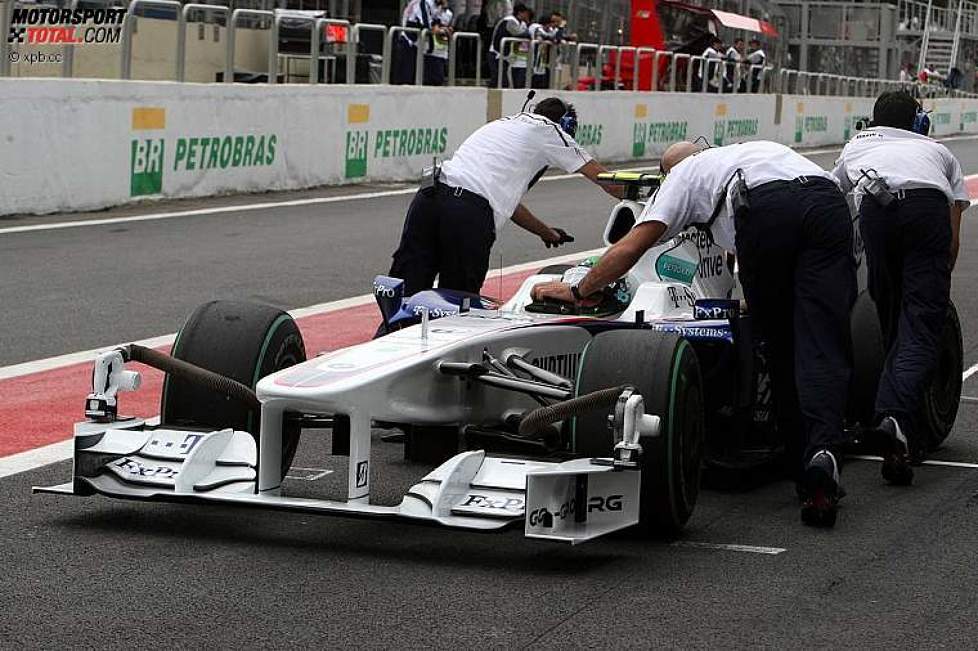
[
  {"left": 247, "top": 312, "right": 295, "bottom": 433},
  {"left": 666, "top": 338, "right": 691, "bottom": 527}
]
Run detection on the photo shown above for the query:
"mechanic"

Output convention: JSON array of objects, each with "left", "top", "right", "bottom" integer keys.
[
  {"left": 532, "top": 140, "right": 856, "bottom": 527},
  {"left": 392, "top": 0, "right": 436, "bottom": 85},
  {"left": 832, "top": 91, "right": 970, "bottom": 485},
  {"left": 387, "top": 97, "right": 622, "bottom": 296},
  {"left": 489, "top": 3, "right": 533, "bottom": 88}
]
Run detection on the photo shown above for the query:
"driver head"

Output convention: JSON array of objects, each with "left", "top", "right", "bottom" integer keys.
[{"left": 660, "top": 141, "right": 699, "bottom": 174}]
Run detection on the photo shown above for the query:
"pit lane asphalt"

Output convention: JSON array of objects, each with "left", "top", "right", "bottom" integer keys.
[{"left": 3, "top": 141, "right": 978, "bottom": 647}]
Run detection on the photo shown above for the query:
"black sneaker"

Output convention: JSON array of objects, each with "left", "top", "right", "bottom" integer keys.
[
  {"left": 878, "top": 416, "right": 913, "bottom": 486},
  {"left": 800, "top": 450, "right": 841, "bottom": 528}
]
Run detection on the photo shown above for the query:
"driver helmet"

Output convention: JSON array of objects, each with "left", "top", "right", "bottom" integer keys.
[{"left": 562, "top": 257, "right": 632, "bottom": 317}]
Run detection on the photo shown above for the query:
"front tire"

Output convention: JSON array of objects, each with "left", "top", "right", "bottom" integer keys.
[
  {"left": 574, "top": 330, "right": 704, "bottom": 534},
  {"left": 160, "top": 300, "right": 306, "bottom": 477}
]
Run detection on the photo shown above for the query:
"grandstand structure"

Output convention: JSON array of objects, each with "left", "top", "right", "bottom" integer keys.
[
  {"left": 0, "top": 0, "right": 973, "bottom": 90},
  {"left": 773, "top": 0, "right": 976, "bottom": 89}
]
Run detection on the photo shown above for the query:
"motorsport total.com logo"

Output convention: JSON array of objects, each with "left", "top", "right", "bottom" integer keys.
[{"left": 7, "top": 7, "right": 126, "bottom": 45}]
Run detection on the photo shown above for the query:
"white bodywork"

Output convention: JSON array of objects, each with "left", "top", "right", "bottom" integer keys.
[{"left": 37, "top": 195, "right": 733, "bottom": 544}]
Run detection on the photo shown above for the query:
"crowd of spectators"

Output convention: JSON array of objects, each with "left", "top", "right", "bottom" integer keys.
[
  {"left": 897, "top": 61, "right": 964, "bottom": 97},
  {"left": 391, "top": 0, "right": 576, "bottom": 88},
  {"left": 697, "top": 35, "right": 767, "bottom": 93}
]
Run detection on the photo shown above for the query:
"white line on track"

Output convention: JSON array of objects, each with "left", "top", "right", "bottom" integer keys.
[
  {"left": 672, "top": 541, "right": 787, "bottom": 555},
  {"left": 963, "top": 362, "right": 978, "bottom": 383},
  {"left": 849, "top": 454, "right": 978, "bottom": 469},
  {"left": 8, "top": 139, "right": 972, "bottom": 237},
  {"left": 0, "top": 440, "right": 73, "bottom": 481},
  {"left": 0, "top": 248, "right": 601, "bottom": 383}
]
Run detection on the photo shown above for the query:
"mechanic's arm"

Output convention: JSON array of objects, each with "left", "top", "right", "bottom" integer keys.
[
  {"left": 531, "top": 221, "right": 668, "bottom": 302},
  {"left": 512, "top": 203, "right": 561, "bottom": 245},
  {"left": 577, "top": 160, "right": 625, "bottom": 200},
  {"left": 951, "top": 200, "right": 967, "bottom": 271}
]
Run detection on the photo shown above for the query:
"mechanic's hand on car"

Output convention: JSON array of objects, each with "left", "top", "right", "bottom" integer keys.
[
  {"left": 543, "top": 227, "right": 574, "bottom": 248},
  {"left": 531, "top": 281, "right": 575, "bottom": 303}
]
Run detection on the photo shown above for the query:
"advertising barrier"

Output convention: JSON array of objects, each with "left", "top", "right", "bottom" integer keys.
[
  {"left": 3, "top": 79, "right": 978, "bottom": 216},
  {"left": 0, "top": 79, "right": 486, "bottom": 215},
  {"left": 499, "top": 90, "right": 778, "bottom": 162}
]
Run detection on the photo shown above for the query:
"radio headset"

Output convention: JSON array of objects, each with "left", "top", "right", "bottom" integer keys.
[
  {"left": 912, "top": 105, "right": 931, "bottom": 135},
  {"left": 521, "top": 90, "right": 578, "bottom": 138}
]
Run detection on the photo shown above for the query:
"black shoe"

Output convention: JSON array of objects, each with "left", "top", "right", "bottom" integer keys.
[
  {"left": 800, "top": 450, "right": 841, "bottom": 528},
  {"left": 878, "top": 416, "right": 913, "bottom": 486}
]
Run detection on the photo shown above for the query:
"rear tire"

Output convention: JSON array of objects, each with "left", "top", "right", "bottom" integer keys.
[
  {"left": 574, "top": 330, "right": 704, "bottom": 534},
  {"left": 161, "top": 300, "right": 306, "bottom": 477},
  {"left": 920, "top": 302, "right": 962, "bottom": 451}
]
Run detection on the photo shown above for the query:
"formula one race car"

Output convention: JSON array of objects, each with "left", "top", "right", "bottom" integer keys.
[{"left": 35, "top": 172, "right": 963, "bottom": 541}]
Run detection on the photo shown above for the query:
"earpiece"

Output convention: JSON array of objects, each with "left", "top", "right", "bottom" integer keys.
[
  {"left": 912, "top": 106, "right": 931, "bottom": 135},
  {"left": 525, "top": 94, "right": 578, "bottom": 138},
  {"left": 556, "top": 99, "right": 578, "bottom": 138}
]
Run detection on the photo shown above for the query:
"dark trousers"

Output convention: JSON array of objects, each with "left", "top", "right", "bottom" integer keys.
[
  {"left": 735, "top": 177, "right": 857, "bottom": 467},
  {"left": 859, "top": 191, "right": 951, "bottom": 439},
  {"left": 392, "top": 38, "right": 417, "bottom": 85},
  {"left": 509, "top": 66, "right": 527, "bottom": 88},
  {"left": 389, "top": 183, "right": 496, "bottom": 296},
  {"left": 423, "top": 55, "right": 447, "bottom": 86}
]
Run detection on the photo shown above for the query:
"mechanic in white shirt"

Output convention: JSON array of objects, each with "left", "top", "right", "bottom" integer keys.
[
  {"left": 699, "top": 36, "right": 724, "bottom": 92},
  {"left": 387, "top": 97, "right": 621, "bottom": 297},
  {"left": 423, "top": 0, "right": 453, "bottom": 86},
  {"left": 489, "top": 3, "right": 533, "bottom": 88},
  {"left": 392, "top": 0, "right": 436, "bottom": 85},
  {"left": 746, "top": 38, "right": 766, "bottom": 92},
  {"left": 832, "top": 91, "right": 970, "bottom": 484},
  {"left": 532, "top": 140, "right": 856, "bottom": 527},
  {"left": 724, "top": 37, "right": 744, "bottom": 92}
]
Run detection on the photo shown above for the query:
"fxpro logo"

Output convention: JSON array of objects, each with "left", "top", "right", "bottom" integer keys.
[{"left": 8, "top": 7, "right": 125, "bottom": 45}]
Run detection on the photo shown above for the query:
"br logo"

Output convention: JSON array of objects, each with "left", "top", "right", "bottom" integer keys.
[
  {"left": 631, "top": 123, "right": 647, "bottom": 158},
  {"left": 713, "top": 120, "right": 726, "bottom": 146},
  {"left": 130, "top": 139, "right": 164, "bottom": 197},
  {"left": 345, "top": 130, "right": 368, "bottom": 179}
]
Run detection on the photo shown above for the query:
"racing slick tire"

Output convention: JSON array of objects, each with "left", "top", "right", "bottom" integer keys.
[
  {"left": 848, "top": 290, "right": 885, "bottom": 427},
  {"left": 920, "top": 302, "right": 963, "bottom": 452},
  {"left": 574, "top": 330, "right": 704, "bottom": 535},
  {"left": 160, "top": 300, "right": 307, "bottom": 478}
]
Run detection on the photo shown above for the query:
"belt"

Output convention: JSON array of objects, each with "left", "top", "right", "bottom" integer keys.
[
  {"left": 434, "top": 181, "right": 491, "bottom": 209},
  {"left": 890, "top": 188, "right": 947, "bottom": 202},
  {"left": 750, "top": 175, "right": 836, "bottom": 194}
]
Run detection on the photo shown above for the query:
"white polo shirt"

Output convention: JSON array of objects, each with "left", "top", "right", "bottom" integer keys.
[
  {"left": 440, "top": 113, "right": 593, "bottom": 229},
  {"left": 637, "top": 141, "right": 837, "bottom": 252},
  {"left": 832, "top": 126, "right": 969, "bottom": 207}
]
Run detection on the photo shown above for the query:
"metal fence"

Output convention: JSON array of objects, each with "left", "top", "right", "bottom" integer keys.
[
  {"left": 776, "top": 67, "right": 978, "bottom": 98},
  {"left": 2, "top": 1, "right": 975, "bottom": 99}
]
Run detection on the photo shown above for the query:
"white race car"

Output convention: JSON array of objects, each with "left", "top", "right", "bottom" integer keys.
[{"left": 35, "top": 173, "right": 962, "bottom": 542}]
